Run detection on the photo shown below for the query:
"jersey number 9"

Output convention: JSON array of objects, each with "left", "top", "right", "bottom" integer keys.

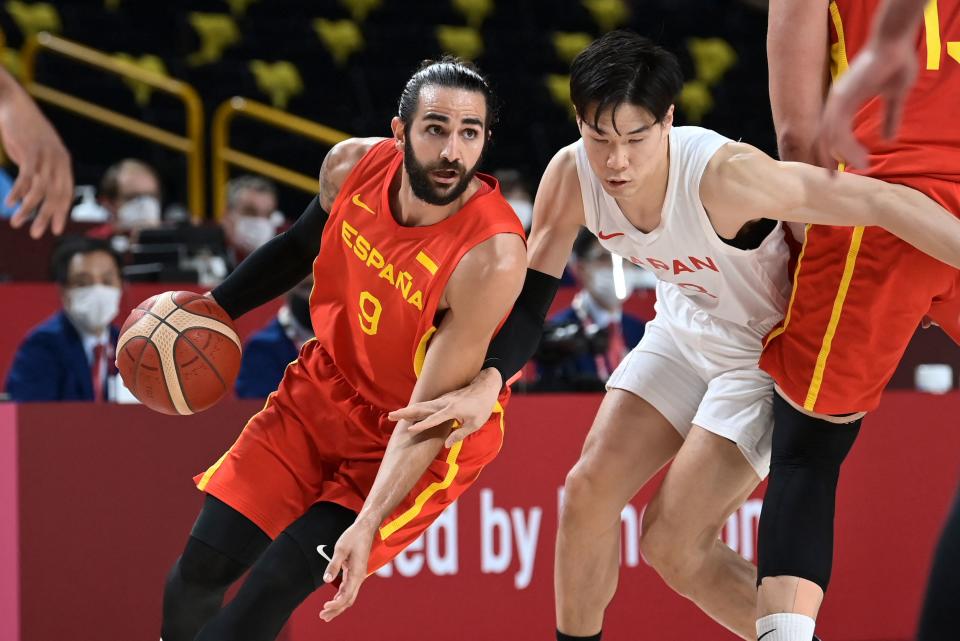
[{"left": 358, "top": 291, "right": 382, "bottom": 335}]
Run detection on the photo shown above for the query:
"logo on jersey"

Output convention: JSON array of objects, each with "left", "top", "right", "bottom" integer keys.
[
  {"left": 598, "top": 230, "right": 625, "bottom": 240},
  {"left": 629, "top": 254, "right": 720, "bottom": 299},
  {"left": 341, "top": 220, "right": 425, "bottom": 311},
  {"left": 352, "top": 193, "right": 376, "bottom": 215}
]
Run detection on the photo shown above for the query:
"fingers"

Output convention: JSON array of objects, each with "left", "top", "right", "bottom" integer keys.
[
  {"left": 406, "top": 409, "right": 458, "bottom": 433},
  {"left": 323, "top": 547, "right": 344, "bottom": 584},
  {"left": 881, "top": 92, "right": 906, "bottom": 141},
  {"left": 387, "top": 400, "right": 440, "bottom": 422},
  {"left": 445, "top": 426, "right": 472, "bottom": 448},
  {"left": 320, "top": 562, "right": 362, "bottom": 622}
]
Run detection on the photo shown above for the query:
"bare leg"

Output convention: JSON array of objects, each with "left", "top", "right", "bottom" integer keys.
[
  {"left": 555, "top": 390, "right": 683, "bottom": 636},
  {"left": 639, "top": 427, "right": 762, "bottom": 640}
]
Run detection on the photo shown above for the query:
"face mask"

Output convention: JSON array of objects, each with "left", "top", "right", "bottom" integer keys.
[
  {"left": 116, "top": 196, "right": 161, "bottom": 230},
  {"left": 65, "top": 285, "right": 121, "bottom": 334},
  {"left": 508, "top": 198, "right": 533, "bottom": 229},
  {"left": 233, "top": 216, "right": 277, "bottom": 253},
  {"left": 278, "top": 300, "right": 314, "bottom": 349},
  {"left": 586, "top": 266, "right": 634, "bottom": 308}
]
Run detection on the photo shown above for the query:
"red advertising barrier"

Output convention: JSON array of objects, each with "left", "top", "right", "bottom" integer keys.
[{"left": 1, "top": 392, "right": 958, "bottom": 641}]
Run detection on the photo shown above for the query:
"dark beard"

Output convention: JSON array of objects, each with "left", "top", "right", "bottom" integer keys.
[{"left": 403, "top": 136, "right": 484, "bottom": 206}]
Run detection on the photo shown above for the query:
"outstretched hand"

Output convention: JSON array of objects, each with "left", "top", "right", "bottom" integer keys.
[
  {"left": 816, "top": 40, "right": 917, "bottom": 170},
  {"left": 0, "top": 72, "right": 73, "bottom": 238},
  {"left": 319, "top": 521, "right": 376, "bottom": 622},
  {"left": 388, "top": 368, "right": 503, "bottom": 448}
]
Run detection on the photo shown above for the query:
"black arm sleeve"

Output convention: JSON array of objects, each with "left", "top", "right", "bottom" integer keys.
[
  {"left": 483, "top": 268, "right": 562, "bottom": 383},
  {"left": 211, "top": 196, "right": 329, "bottom": 320}
]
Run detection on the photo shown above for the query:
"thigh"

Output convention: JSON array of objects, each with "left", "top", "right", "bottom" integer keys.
[
  {"left": 694, "top": 364, "right": 775, "bottom": 479},
  {"left": 607, "top": 320, "right": 707, "bottom": 438},
  {"left": 195, "top": 344, "right": 348, "bottom": 539},
  {"left": 646, "top": 426, "right": 761, "bottom": 542},
  {"left": 569, "top": 388, "right": 685, "bottom": 517},
  {"left": 762, "top": 225, "right": 955, "bottom": 415},
  {"left": 366, "top": 407, "right": 507, "bottom": 574},
  {"left": 189, "top": 494, "right": 272, "bottom": 567}
]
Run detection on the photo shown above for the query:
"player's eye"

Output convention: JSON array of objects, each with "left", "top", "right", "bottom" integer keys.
[
  {"left": 462, "top": 129, "right": 479, "bottom": 140},
  {"left": 427, "top": 125, "right": 443, "bottom": 135},
  {"left": 592, "top": 138, "right": 608, "bottom": 144},
  {"left": 628, "top": 139, "right": 644, "bottom": 144}
]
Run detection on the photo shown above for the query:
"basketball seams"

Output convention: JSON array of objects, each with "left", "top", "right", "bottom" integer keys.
[
  {"left": 171, "top": 335, "right": 198, "bottom": 415},
  {"left": 118, "top": 291, "right": 240, "bottom": 415},
  {"left": 169, "top": 292, "right": 236, "bottom": 328},
  {"left": 176, "top": 331, "right": 228, "bottom": 395}
]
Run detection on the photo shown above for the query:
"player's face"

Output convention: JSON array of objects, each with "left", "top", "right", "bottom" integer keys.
[
  {"left": 400, "top": 86, "right": 488, "bottom": 206},
  {"left": 578, "top": 102, "right": 673, "bottom": 199}
]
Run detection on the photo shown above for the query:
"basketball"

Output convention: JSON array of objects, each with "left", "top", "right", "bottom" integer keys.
[{"left": 116, "top": 291, "right": 242, "bottom": 415}]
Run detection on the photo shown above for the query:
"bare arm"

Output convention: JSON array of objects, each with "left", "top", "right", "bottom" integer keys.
[
  {"left": 320, "top": 231, "right": 526, "bottom": 620},
  {"left": 816, "top": 0, "right": 926, "bottom": 167},
  {"left": 387, "top": 145, "right": 586, "bottom": 431},
  {"left": 767, "top": 0, "right": 831, "bottom": 164},
  {"left": 702, "top": 143, "right": 960, "bottom": 268},
  {"left": 0, "top": 66, "right": 74, "bottom": 238},
  {"left": 318, "top": 136, "right": 383, "bottom": 209},
  {"left": 527, "top": 145, "right": 588, "bottom": 276}
]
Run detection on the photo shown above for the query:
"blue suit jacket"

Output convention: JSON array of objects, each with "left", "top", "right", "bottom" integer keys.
[
  {"left": 235, "top": 318, "right": 299, "bottom": 399},
  {"left": 5, "top": 311, "right": 120, "bottom": 402}
]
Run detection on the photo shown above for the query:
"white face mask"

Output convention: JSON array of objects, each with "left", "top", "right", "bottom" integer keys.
[
  {"left": 586, "top": 266, "right": 635, "bottom": 308},
  {"left": 507, "top": 197, "right": 533, "bottom": 230},
  {"left": 65, "top": 285, "right": 121, "bottom": 334},
  {"left": 116, "top": 196, "right": 161, "bottom": 230},
  {"left": 233, "top": 216, "right": 277, "bottom": 253}
]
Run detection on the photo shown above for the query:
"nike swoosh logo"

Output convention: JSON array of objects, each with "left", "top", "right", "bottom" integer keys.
[
  {"left": 317, "top": 544, "right": 333, "bottom": 563},
  {"left": 352, "top": 193, "right": 376, "bottom": 215},
  {"left": 598, "top": 230, "right": 625, "bottom": 240},
  {"left": 757, "top": 630, "right": 776, "bottom": 640}
]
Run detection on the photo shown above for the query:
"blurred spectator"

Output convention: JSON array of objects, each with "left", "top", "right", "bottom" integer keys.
[
  {"left": 87, "top": 158, "right": 164, "bottom": 251},
  {"left": 5, "top": 237, "right": 123, "bottom": 401},
  {"left": 0, "top": 167, "right": 17, "bottom": 218},
  {"left": 221, "top": 175, "right": 283, "bottom": 268},
  {"left": 533, "top": 230, "right": 645, "bottom": 391},
  {"left": 235, "top": 276, "right": 314, "bottom": 398},
  {"left": 494, "top": 168, "right": 534, "bottom": 232}
]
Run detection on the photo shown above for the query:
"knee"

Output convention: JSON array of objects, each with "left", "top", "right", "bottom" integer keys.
[
  {"left": 173, "top": 537, "right": 248, "bottom": 590},
  {"left": 559, "top": 463, "right": 602, "bottom": 525},
  {"left": 639, "top": 508, "right": 706, "bottom": 594}
]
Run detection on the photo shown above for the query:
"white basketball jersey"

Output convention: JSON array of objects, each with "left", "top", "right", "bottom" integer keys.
[{"left": 575, "top": 126, "right": 791, "bottom": 337}]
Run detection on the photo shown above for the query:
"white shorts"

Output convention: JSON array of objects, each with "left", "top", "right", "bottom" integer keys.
[{"left": 606, "top": 313, "right": 773, "bottom": 478}]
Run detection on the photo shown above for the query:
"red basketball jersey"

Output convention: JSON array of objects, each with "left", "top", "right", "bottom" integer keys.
[
  {"left": 309, "top": 140, "right": 524, "bottom": 411},
  {"left": 830, "top": 0, "right": 960, "bottom": 180}
]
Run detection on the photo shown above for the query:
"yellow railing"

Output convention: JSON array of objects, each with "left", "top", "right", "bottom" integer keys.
[
  {"left": 212, "top": 97, "right": 350, "bottom": 218},
  {"left": 21, "top": 32, "right": 206, "bottom": 218}
]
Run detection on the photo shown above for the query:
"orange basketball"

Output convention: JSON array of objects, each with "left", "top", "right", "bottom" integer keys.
[{"left": 116, "top": 291, "right": 242, "bottom": 415}]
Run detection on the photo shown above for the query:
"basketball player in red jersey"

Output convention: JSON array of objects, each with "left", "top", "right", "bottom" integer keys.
[
  {"left": 160, "top": 58, "right": 525, "bottom": 641},
  {"left": 756, "top": 1, "right": 960, "bottom": 638},
  {"left": 818, "top": 3, "right": 960, "bottom": 638}
]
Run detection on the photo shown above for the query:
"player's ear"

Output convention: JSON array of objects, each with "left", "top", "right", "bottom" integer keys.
[
  {"left": 662, "top": 105, "right": 675, "bottom": 130},
  {"left": 390, "top": 116, "right": 405, "bottom": 152}
]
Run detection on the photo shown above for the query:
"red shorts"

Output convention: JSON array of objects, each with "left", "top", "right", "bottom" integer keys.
[
  {"left": 760, "top": 176, "right": 960, "bottom": 414},
  {"left": 195, "top": 339, "right": 506, "bottom": 574}
]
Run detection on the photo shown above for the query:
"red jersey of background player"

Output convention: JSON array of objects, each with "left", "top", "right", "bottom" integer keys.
[
  {"left": 310, "top": 139, "right": 524, "bottom": 411},
  {"left": 832, "top": 0, "right": 960, "bottom": 181}
]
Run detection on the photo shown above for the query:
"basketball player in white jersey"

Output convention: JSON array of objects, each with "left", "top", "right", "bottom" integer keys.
[{"left": 389, "top": 31, "right": 960, "bottom": 641}]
